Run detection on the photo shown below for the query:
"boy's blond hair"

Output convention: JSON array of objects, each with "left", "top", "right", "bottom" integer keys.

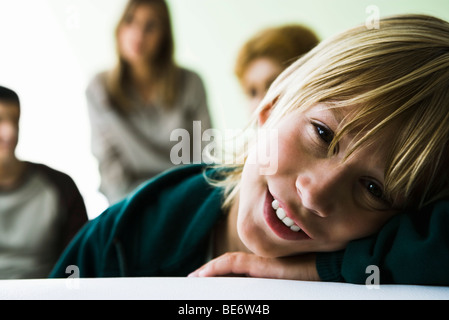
[{"left": 211, "top": 14, "right": 449, "bottom": 210}]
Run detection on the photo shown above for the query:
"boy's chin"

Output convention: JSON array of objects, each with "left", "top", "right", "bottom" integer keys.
[{"left": 239, "top": 234, "right": 295, "bottom": 258}]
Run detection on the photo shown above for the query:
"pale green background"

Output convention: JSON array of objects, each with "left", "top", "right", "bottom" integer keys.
[{"left": 0, "top": 0, "right": 447, "bottom": 217}]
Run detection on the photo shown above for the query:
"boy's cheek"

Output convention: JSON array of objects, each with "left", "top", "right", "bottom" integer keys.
[{"left": 257, "top": 128, "right": 280, "bottom": 176}]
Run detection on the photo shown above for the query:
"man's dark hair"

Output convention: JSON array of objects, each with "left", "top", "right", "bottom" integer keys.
[{"left": 0, "top": 85, "right": 20, "bottom": 107}]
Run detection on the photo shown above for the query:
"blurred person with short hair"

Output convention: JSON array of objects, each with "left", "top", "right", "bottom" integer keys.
[{"left": 0, "top": 85, "right": 88, "bottom": 279}]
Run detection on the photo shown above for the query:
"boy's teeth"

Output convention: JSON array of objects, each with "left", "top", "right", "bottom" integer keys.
[
  {"left": 290, "top": 225, "right": 301, "bottom": 232},
  {"left": 282, "top": 217, "right": 294, "bottom": 227},
  {"left": 276, "top": 207, "right": 286, "bottom": 220},
  {"left": 271, "top": 199, "right": 301, "bottom": 232},
  {"left": 272, "top": 199, "right": 279, "bottom": 210}
]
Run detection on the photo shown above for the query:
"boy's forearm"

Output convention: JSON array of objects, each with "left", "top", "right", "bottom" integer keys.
[{"left": 190, "top": 252, "right": 320, "bottom": 281}]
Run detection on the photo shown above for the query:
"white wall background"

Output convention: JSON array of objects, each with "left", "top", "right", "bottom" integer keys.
[{"left": 0, "top": 0, "right": 448, "bottom": 218}]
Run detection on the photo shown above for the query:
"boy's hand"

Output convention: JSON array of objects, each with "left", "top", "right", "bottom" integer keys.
[{"left": 188, "top": 252, "right": 320, "bottom": 281}]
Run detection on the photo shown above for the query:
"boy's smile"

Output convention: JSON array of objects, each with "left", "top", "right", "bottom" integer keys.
[
  {"left": 233, "top": 103, "right": 401, "bottom": 258},
  {"left": 264, "top": 189, "right": 311, "bottom": 241}
]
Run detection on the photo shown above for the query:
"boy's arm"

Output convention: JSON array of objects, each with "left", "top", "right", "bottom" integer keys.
[
  {"left": 189, "top": 252, "right": 320, "bottom": 281},
  {"left": 49, "top": 203, "right": 123, "bottom": 278}
]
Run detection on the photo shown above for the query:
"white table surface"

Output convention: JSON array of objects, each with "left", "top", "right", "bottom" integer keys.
[{"left": 0, "top": 277, "right": 448, "bottom": 300}]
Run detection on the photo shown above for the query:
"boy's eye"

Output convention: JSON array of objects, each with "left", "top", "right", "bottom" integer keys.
[
  {"left": 361, "top": 179, "right": 386, "bottom": 201},
  {"left": 359, "top": 179, "right": 392, "bottom": 211},
  {"left": 366, "top": 181, "right": 383, "bottom": 199},
  {"left": 313, "top": 122, "right": 334, "bottom": 144}
]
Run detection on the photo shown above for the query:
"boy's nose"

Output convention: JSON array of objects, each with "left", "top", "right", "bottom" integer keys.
[{"left": 295, "top": 165, "right": 346, "bottom": 218}]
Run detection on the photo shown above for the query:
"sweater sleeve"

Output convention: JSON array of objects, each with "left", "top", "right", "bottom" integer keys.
[
  {"left": 86, "top": 73, "right": 133, "bottom": 203},
  {"left": 182, "top": 70, "right": 212, "bottom": 129},
  {"left": 32, "top": 163, "right": 89, "bottom": 252},
  {"left": 52, "top": 171, "right": 88, "bottom": 249},
  {"left": 193, "top": 73, "right": 212, "bottom": 131},
  {"left": 48, "top": 201, "right": 124, "bottom": 278},
  {"left": 316, "top": 201, "right": 449, "bottom": 285}
]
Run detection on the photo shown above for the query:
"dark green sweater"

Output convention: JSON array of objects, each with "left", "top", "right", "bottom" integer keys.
[
  {"left": 317, "top": 201, "right": 449, "bottom": 285},
  {"left": 50, "top": 164, "right": 449, "bottom": 285}
]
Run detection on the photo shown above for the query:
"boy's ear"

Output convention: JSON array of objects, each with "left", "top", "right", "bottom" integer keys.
[{"left": 257, "top": 98, "right": 277, "bottom": 126}]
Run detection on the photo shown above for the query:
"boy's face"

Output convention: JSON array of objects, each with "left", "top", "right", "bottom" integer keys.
[
  {"left": 0, "top": 101, "right": 20, "bottom": 163},
  {"left": 236, "top": 103, "right": 400, "bottom": 258}
]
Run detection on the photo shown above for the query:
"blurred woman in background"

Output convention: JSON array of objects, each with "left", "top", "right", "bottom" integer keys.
[
  {"left": 86, "top": 0, "right": 212, "bottom": 204},
  {"left": 235, "top": 24, "right": 319, "bottom": 113}
]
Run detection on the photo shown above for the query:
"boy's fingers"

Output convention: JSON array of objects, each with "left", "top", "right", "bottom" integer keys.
[{"left": 189, "top": 252, "right": 255, "bottom": 277}]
